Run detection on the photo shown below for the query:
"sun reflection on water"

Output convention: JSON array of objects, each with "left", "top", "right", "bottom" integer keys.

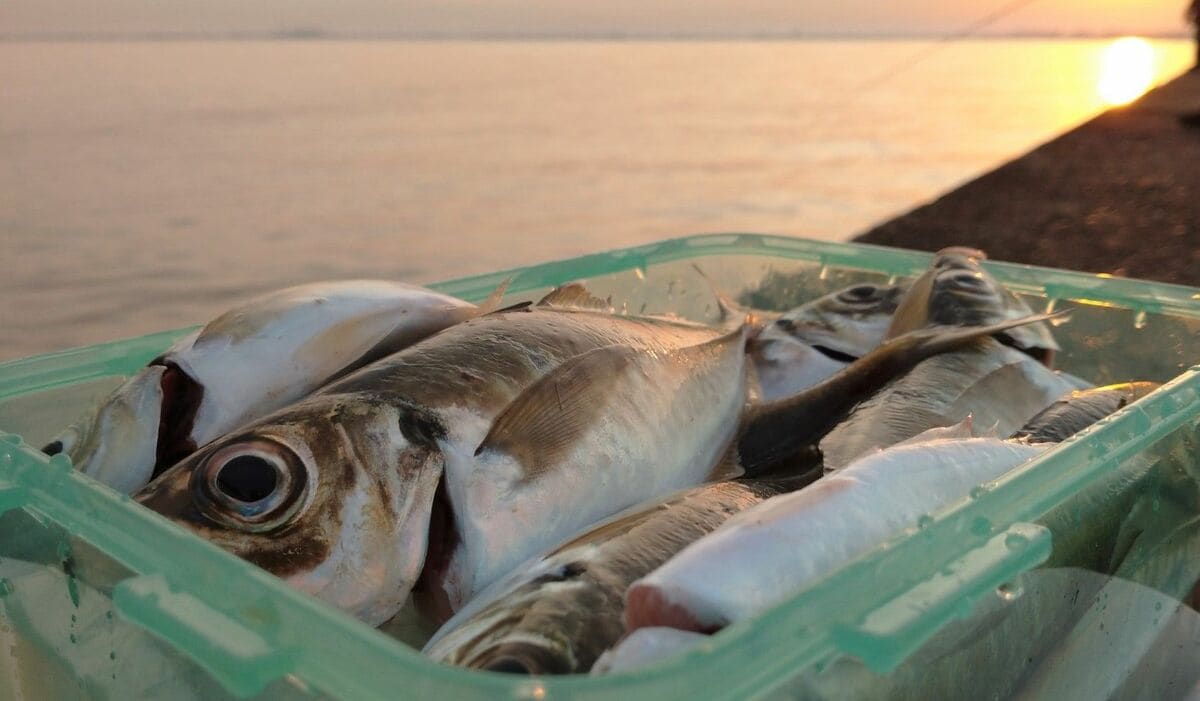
[{"left": 1097, "top": 37, "right": 1156, "bottom": 106}]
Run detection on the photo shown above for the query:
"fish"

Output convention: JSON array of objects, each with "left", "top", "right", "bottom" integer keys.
[
  {"left": 136, "top": 294, "right": 749, "bottom": 626},
  {"left": 1011, "top": 381, "right": 1158, "bottom": 444},
  {"left": 46, "top": 280, "right": 507, "bottom": 495},
  {"left": 621, "top": 379, "right": 1148, "bottom": 640},
  {"left": 885, "top": 246, "right": 1059, "bottom": 364},
  {"left": 749, "top": 282, "right": 906, "bottom": 402},
  {"left": 135, "top": 284, "right": 1053, "bottom": 627},
  {"left": 818, "top": 250, "right": 1073, "bottom": 472},
  {"left": 732, "top": 312, "right": 1064, "bottom": 476},
  {"left": 623, "top": 437, "right": 1048, "bottom": 634},
  {"left": 423, "top": 475, "right": 806, "bottom": 674},
  {"left": 817, "top": 342, "right": 1075, "bottom": 471}
]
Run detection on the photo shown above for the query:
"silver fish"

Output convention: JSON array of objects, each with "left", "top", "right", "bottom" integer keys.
[
  {"left": 136, "top": 294, "right": 748, "bottom": 626},
  {"left": 47, "top": 280, "right": 506, "bottom": 495},
  {"left": 819, "top": 251, "right": 1072, "bottom": 472},
  {"left": 423, "top": 476, "right": 804, "bottom": 674},
  {"left": 132, "top": 280, "right": 1051, "bottom": 627},
  {"left": 624, "top": 437, "right": 1048, "bottom": 635},
  {"left": 750, "top": 282, "right": 906, "bottom": 402},
  {"left": 732, "top": 312, "right": 1063, "bottom": 477}
]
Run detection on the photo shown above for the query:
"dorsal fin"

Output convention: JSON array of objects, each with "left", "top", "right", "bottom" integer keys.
[
  {"left": 691, "top": 264, "right": 741, "bottom": 324},
  {"left": 474, "top": 344, "right": 638, "bottom": 479},
  {"left": 537, "top": 282, "right": 613, "bottom": 312},
  {"left": 690, "top": 264, "right": 767, "bottom": 331},
  {"left": 893, "top": 416, "right": 977, "bottom": 448},
  {"left": 475, "top": 276, "right": 513, "bottom": 315}
]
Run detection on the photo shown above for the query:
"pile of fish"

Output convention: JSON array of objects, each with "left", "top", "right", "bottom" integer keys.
[{"left": 46, "top": 247, "right": 1165, "bottom": 679}]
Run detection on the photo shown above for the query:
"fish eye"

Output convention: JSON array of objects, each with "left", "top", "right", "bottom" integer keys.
[
  {"left": 836, "top": 284, "right": 882, "bottom": 304},
  {"left": 193, "top": 438, "right": 308, "bottom": 532}
]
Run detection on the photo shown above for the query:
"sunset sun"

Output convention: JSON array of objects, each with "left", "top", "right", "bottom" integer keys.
[{"left": 1097, "top": 37, "right": 1156, "bottom": 106}]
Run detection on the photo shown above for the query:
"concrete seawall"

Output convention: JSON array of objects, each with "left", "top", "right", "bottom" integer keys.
[{"left": 856, "top": 68, "right": 1200, "bottom": 286}]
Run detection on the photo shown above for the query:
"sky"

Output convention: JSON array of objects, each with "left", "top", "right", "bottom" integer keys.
[{"left": 0, "top": 0, "right": 1192, "bottom": 38}]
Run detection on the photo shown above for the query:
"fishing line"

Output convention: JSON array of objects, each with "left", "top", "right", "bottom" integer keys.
[{"left": 813, "top": 0, "right": 1047, "bottom": 113}]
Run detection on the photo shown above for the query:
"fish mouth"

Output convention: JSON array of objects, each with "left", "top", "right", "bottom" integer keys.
[{"left": 755, "top": 325, "right": 863, "bottom": 365}]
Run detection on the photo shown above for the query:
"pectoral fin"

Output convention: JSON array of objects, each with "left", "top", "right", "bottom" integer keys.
[{"left": 475, "top": 345, "right": 637, "bottom": 480}]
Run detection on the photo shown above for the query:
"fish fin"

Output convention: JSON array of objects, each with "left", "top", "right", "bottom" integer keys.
[
  {"left": 691, "top": 264, "right": 755, "bottom": 329},
  {"left": 537, "top": 282, "right": 613, "bottom": 312},
  {"left": 475, "top": 344, "right": 638, "bottom": 480},
  {"left": 893, "top": 416, "right": 976, "bottom": 447},
  {"left": 487, "top": 300, "right": 534, "bottom": 315},
  {"left": 475, "top": 276, "right": 514, "bottom": 315},
  {"left": 884, "top": 266, "right": 937, "bottom": 338}
]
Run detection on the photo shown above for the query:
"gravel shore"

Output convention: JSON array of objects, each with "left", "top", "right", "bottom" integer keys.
[{"left": 856, "top": 68, "right": 1200, "bottom": 287}]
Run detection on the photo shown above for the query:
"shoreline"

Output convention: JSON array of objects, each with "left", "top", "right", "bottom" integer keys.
[{"left": 855, "top": 68, "right": 1200, "bottom": 286}]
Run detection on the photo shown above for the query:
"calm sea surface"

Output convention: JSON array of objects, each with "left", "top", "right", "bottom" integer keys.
[{"left": 0, "top": 39, "right": 1191, "bottom": 360}]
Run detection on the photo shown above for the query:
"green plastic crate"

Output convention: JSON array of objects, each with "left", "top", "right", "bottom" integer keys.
[{"left": 1, "top": 234, "right": 1198, "bottom": 700}]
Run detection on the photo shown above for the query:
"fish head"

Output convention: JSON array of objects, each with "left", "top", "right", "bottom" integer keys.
[
  {"left": 766, "top": 282, "right": 907, "bottom": 359},
  {"left": 134, "top": 395, "right": 444, "bottom": 625},
  {"left": 44, "top": 365, "right": 169, "bottom": 496},
  {"left": 753, "top": 280, "right": 902, "bottom": 367},
  {"left": 886, "top": 247, "right": 1059, "bottom": 363}
]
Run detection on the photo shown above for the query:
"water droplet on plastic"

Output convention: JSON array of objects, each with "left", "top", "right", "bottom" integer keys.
[
  {"left": 70, "top": 614, "right": 76, "bottom": 624},
  {"left": 0, "top": 578, "right": 13, "bottom": 597},
  {"left": 1151, "top": 496, "right": 1161, "bottom": 512},
  {"left": 1155, "top": 601, "right": 1163, "bottom": 611},
  {"left": 817, "top": 265, "right": 830, "bottom": 281},
  {"left": 917, "top": 514, "right": 934, "bottom": 529},
  {"left": 1133, "top": 310, "right": 1148, "bottom": 330},
  {"left": 106, "top": 610, "right": 114, "bottom": 620},
  {"left": 110, "top": 651, "right": 116, "bottom": 661},
  {"left": 996, "top": 582, "right": 1023, "bottom": 601},
  {"left": 516, "top": 683, "right": 547, "bottom": 701},
  {"left": 633, "top": 267, "right": 646, "bottom": 281},
  {"left": 69, "top": 633, "right": 76, "bottom": 644}
]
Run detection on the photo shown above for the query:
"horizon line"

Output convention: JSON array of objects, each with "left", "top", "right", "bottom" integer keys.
[{"left": 0, "top": 29, "right": 1191, "bottom": 43}]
